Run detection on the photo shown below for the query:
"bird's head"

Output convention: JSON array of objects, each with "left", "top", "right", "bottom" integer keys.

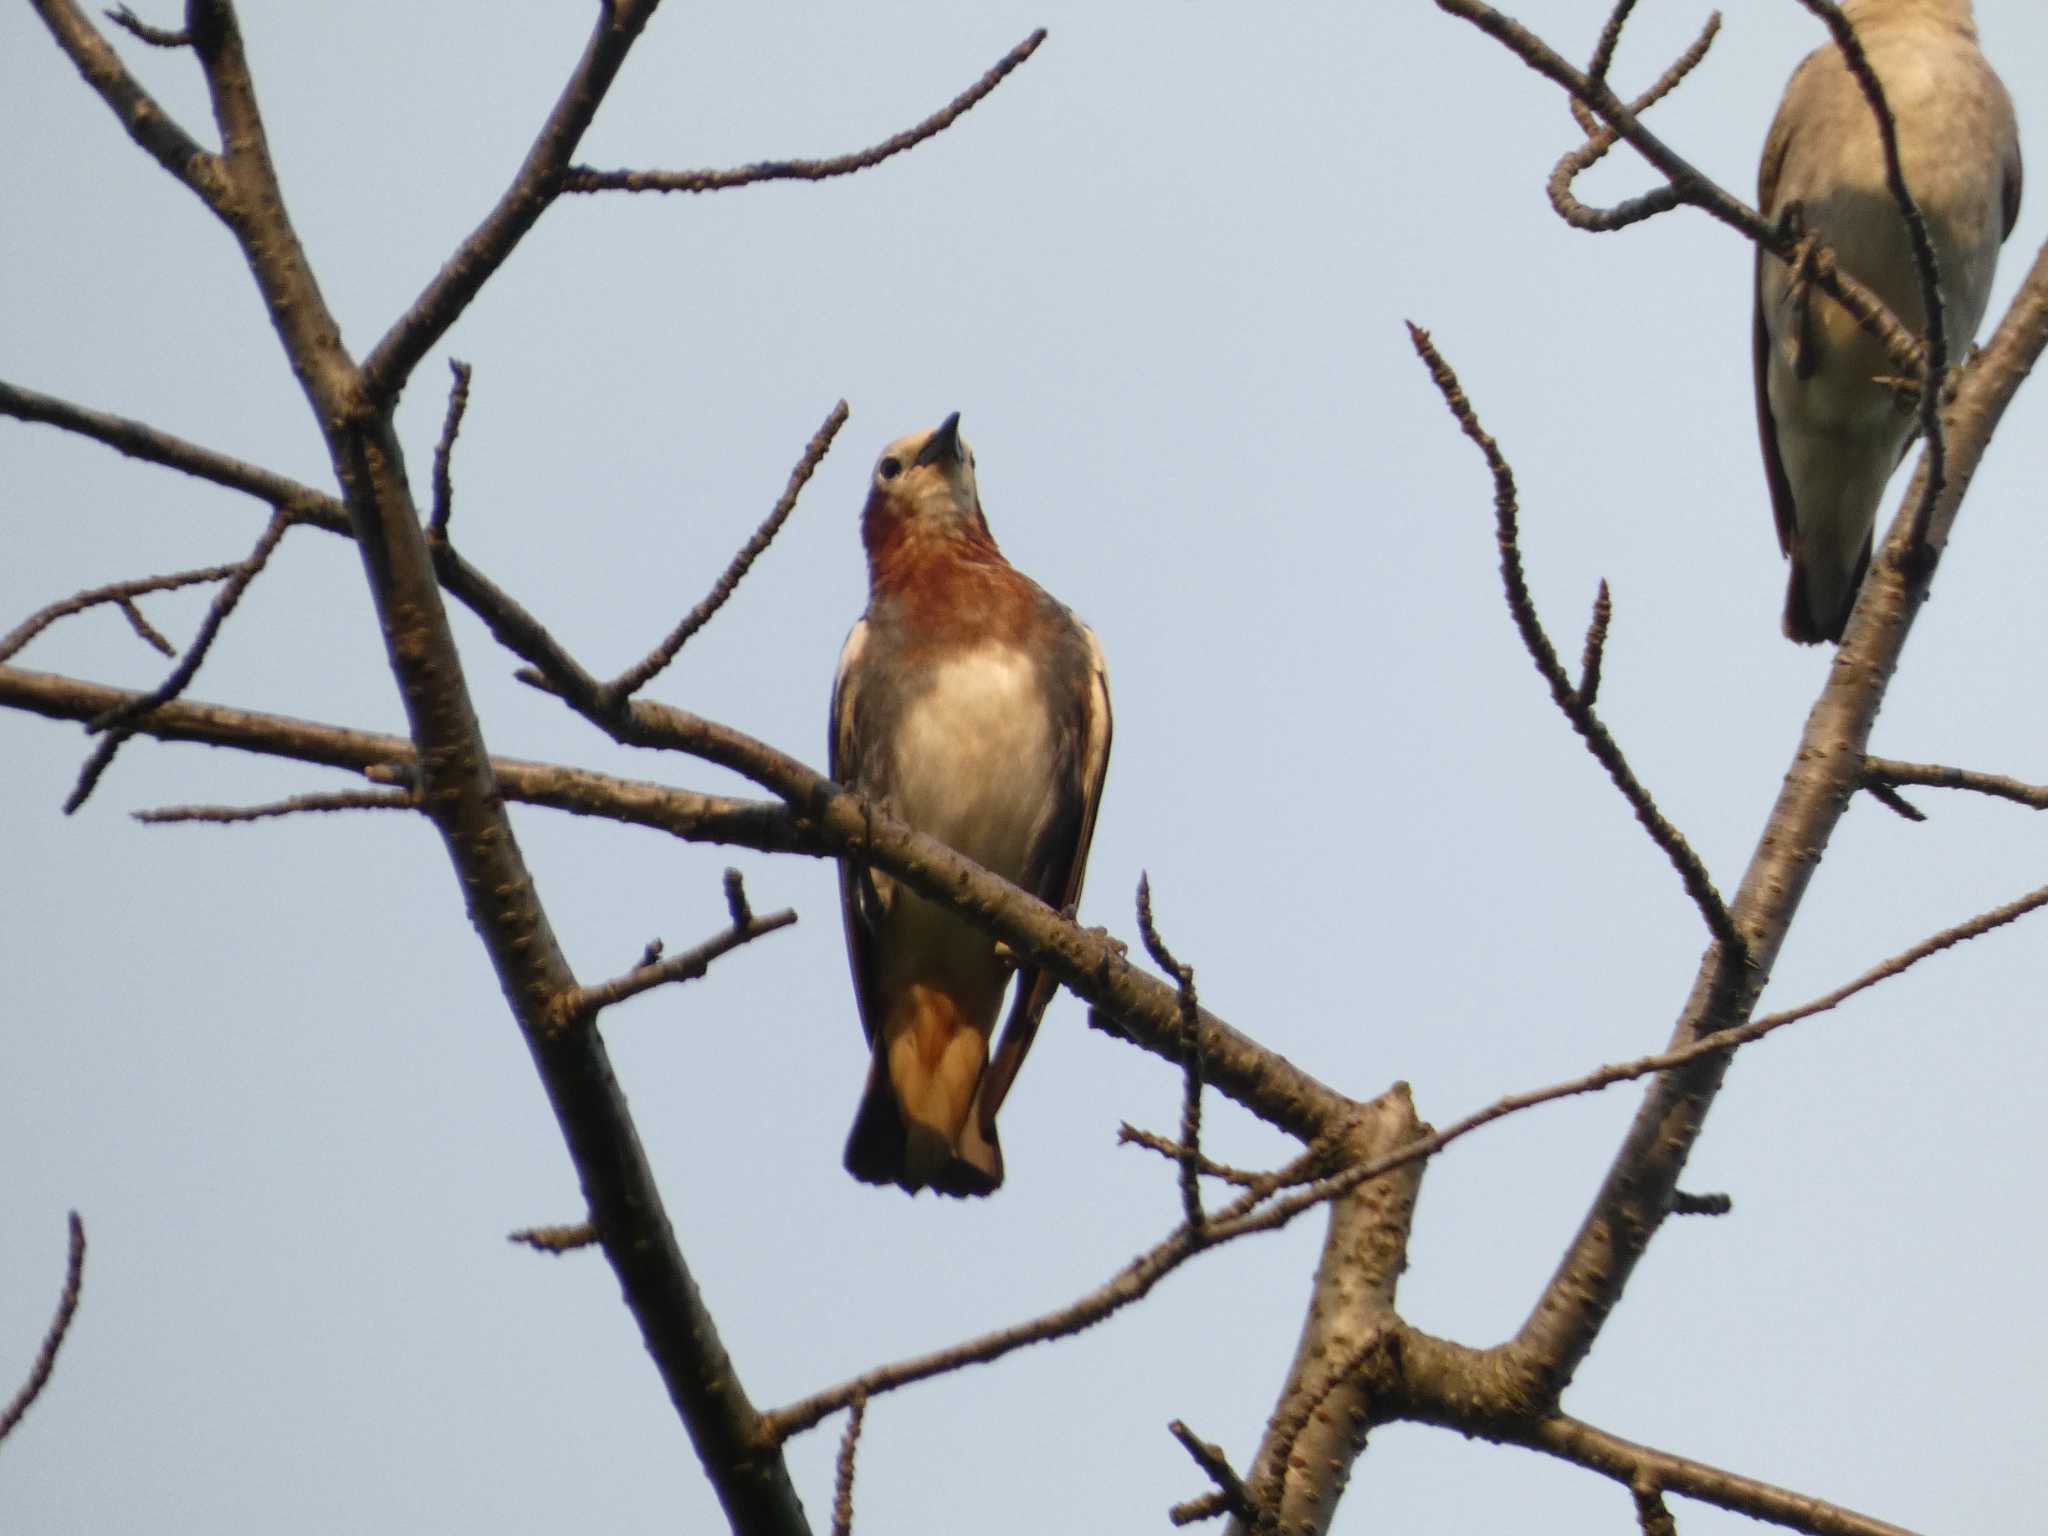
[{"left": 860, "top": 412, "right": 994, "bottom": 558}]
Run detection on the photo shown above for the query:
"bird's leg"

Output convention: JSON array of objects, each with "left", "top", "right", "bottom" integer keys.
[{"left": 1063, "top": 903, "right": 1130, "bottom": 959}]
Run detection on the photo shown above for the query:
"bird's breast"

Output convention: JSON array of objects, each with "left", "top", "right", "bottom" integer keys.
[{"left": 890, "top": 642, "right": 1058, "bottom": 884}]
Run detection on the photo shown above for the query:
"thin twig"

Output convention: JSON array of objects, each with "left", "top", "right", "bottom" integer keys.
[
  {"left": 830, "top": 1393, "right": 867, "bottom": 1536},
  {"left": 0, "top": 560, "right": 243, "bottom": 666},
  {"left": 66, "top": 509, "right": 295, "bottom": 813},
  {"left": 760, "top": 1224, "right": 1205, "bottom": 1443},
  {"left": 1511, "top": 1414, "right": 1922, "bottom": 1536},
  {"left": 1862, "top": 756, "right": 2048, "bottom": 812},
  {"left": 1116, "top": 1125, "right": 1271, "bottom": 1189},
  {"left": 1586, "top": 0, "right": 1641, "bottom": 95},
  {"left": 552, "top": 905, "right": 798, "bottom": 1028},
  {"left": 1168, "top": 1492, "right": 1231, "bottom": 1527},
  {"left": 1435, "top": 0, "right": 1924, "bottom": 378},
  {"left": 605, "top": 402, "right": 848, "bottom": 700},
  {"left": 1408, "top": 322, "right": 1742, "bottom": 957},
  {"left": 115, "top": 597, "right": 175, "bottom": 655},
  {"left": 1862, "top": 784, "right": 1926, "bottom": 822},
  {"left": 1550, "top": 13, "right": 1722, "bottom": 232},
  {"left": 104, "top": 5, "right": 187, "bottom": 46},
  {"left": 1668, "top": 1190, "right": 1732, "bottom": 1217},
  {"left": 1205, "top": 871, "right": 2048, "bottom": 1248},
  {"left": 0, "top": 378, "right": 349, "bottom": 531},
  {"left": 722, "top": 867, "right": 753, "bottom": 929},
  {"left": 1167, "top": 1420, "right": 1258, "bottom": 1528},
  {"left": 134, "top": 788, "right": 420, "bottom": 825},
  {"left": 0, "top": 1213, "right": 86, "bottom": 1445},
  {"left": 1136, "top": 874, "right": 1205, "bottom": 1232},
  {"left": 1578, "top": 580, "right": 1612, "bottom": 706},
  {"left": 508, "top": 1223, "right": 599, "bottom": 1253},
  {"left": 1569, "top": 0, "right": 1655, "bottom": 136},
  {"left": 428, "top": 358, "right": 473, "bottom": 536},
  {"left": 564, "top": 32, "right": 1047, "bottom": 195}
]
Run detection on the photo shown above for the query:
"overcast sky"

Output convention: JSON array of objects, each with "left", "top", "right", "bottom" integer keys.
[{"left": 5, "top": 3, "right": 2047, "bottom": 1531}]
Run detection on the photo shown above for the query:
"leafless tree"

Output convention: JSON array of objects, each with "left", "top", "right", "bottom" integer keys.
[{"left": 6, "top": 3, "right": 2046, "bottom": 1533}]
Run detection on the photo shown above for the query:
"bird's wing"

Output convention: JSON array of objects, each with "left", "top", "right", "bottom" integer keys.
[
  {"left": 1755, "top": 85, "right": 1802, "bottom": 558},
  {"left": 976, "top": 621, "right": 1113, "bottom": 1128},
  {"left": 2002, "top": 134, "right": 2023, "bottom": 241},
  {"left": 831, "top": 618, "right": 886, "bottom": 1048}
]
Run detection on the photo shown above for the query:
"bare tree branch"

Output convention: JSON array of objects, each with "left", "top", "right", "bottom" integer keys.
[
  {"left": 0, "top": 560, "right": 245, "bottom": 666},
  {"left": 1512, "top": 1415, "right": 1922, "bottom": 1536},
  {"left": 605, "top": 400, "right": 849, "bottom": 700},
  {"left": 1862, "top": 756, "right": 2048, "bottom": 812},
  {"left": 1226, "top": 1102, "right": 1424, "bottom": 1536},
  {"left": 563, "top": 32, "right": 1047, "bottom": 195},
  {"left": 761, "top": 1087, "right": 1421, "bottom": 1447},
  {"left": 1552, "top": 11, "right": 1721, "bottom": 231},
  {"left": 135, "top": 788, "right": 420, "bottom": 824},
  {"left": 0, "top": 1213, "right": 86, "bottom": 1446},
  {"left": 1167, "top": 1420, "right": 1257, "bottom": 1529},
  {"left": 1408, "top": 322, "right": 1741, "bottom": 957},
  {"left": 1437, "top": 0, "right": 1924, "bottom": 377},
  {"left": 66, "top": 508, "right": 293, "bottom": 814},
  {"left": 0, "top": 379, "right": 347, "bottom": 530},
  {"left": 28, "top": 0, "right": 218, "bottom": 199},
  {"left": 1577, "top": 579, "right": 1611, "bottom": 706},
  {"left": 358, "top": 0, "right": 664, "bottom": 400},
  {"left": 1632, "top": 1475, "right": 1679, "bottom": 1536},
  {"left": 829, "top": 1394, "right": 867, "bottom": 1536},
  {"left": 427, "top": 358, "right": 473, "bottom": 537},
  {"left": 552, "top": 901, "right": 799, "bottom": 1028},
  {"left": 1136, "top": 874, "right": 1206, "bottom": 1231},
  {"left": 1117, "top": 1125, "right": 1272, "bottom": 1190},
  {"left": 508, "top": 1223, "right": 598, "bottom": 1254},
  {"left": 105, "top": 6, "right": 191, "bottom": 48},
  {"left": 1496, "top": 235, "right": 2048, "bottom": 1413}
]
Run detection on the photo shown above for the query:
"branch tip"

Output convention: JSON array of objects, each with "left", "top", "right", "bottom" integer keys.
[{"left": 0, "top": 1212, "right": 87, "bottom": 1445}]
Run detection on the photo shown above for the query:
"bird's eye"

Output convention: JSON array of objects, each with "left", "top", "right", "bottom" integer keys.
[{"left": 878, "top": 457, "right": 902, "bottom": 481}]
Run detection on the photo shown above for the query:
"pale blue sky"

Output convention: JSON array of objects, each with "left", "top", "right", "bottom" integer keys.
[{"left": 4, "top": 3, "right": 2046, "bottom": 1531}]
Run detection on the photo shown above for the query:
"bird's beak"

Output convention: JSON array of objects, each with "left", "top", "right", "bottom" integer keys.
[{"left": 914, "top": 412, "right": 963, "bottom": 468}]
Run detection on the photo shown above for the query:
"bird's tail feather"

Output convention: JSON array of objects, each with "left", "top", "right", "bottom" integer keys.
[
  {"left": 843, "top": 1058, "right": 1002, "bottom": 1197},
  {"left": 1782, "top": 535, "right": 1871, "bottom": 646}
]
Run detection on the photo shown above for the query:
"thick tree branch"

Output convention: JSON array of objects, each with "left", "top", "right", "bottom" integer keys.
[
  {"left": 1226, "top": 1098, "right": 1425, "bottom": 1536},
  {"left": 27, "top": 0, "right": 219, "bottom": 199},
  {"left": 0, "top": 660, "right": 1357, "bottom": 1149}
]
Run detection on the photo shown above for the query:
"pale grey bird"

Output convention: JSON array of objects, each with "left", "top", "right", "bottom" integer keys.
[{"left": 1755, "top": 0, "right": 2021, "bottom": 643}]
